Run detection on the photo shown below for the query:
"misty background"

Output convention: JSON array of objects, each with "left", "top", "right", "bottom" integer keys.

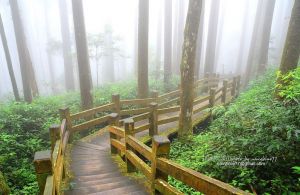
[{"left": 0, "top": 0, "right": 294, "bottom": 99}]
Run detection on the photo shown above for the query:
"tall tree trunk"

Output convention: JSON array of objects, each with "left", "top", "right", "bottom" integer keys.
[
  {"left": 59, "top": 0, "right": 75, "bottom": 91},
  {"left": 44, "top": 2, "right": 56, "bottom": 93},
  {"left": 235, "top": 0, "right": 250, "bottom": 75},
  {"left": 0, "top": 14, "right": 20, "bottom": 101},
  {"left": 104, "top": 26, "right": 115, "bottom": 83},
  {"left": 174, "top": 0, "right": 186, "bottom": 75},
  {"left": 164, "top": 0, "right": 172, "bottom": 90},
  {"left": 10, "top": 0, "right": 32, "bottom": 102},
  {"left": 204, "top": 0, "right": 220, "bottom": 74},
  {"left": 257, "top": 0, "right": 276, "bottom": 74},
  {"left": 137, "top": 0, "right": 149, "bottom": 98},
  {"left": 194, "top": 0, "right": 205, "bottom": 80},
  {"left": 155, "top": 4, "right": 162, "bottom": 79},
  {"left": 72, "top": 0, "right": 93, "bottom": 110},
  {"left": 244, "top": 1, "right": 266, "bottom": 85},
  {"left": 278, "top": 0, "right": 300, "bottom": 74},
  {"left": 26, "top": 48, "right": 39, "bottom": 97},
  {"left": 179, "top": 0, "right": 202, "bottom": 137}
]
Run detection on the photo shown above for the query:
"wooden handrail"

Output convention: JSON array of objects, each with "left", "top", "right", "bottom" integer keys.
[
  {"left": 108, "top": 127, "right": 249, "bottom": 195},
  {"left": 35, "top": 74, "right": 241, "bottom": 194}
]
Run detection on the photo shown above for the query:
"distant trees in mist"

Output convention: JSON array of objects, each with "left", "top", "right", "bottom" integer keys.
[{"left": 0, "top": 0, "right": 298, "bottom": 110}]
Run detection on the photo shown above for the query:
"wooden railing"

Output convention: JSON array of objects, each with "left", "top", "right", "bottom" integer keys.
[
  {"left": 108, "top": 124, "right": 250, "bottom": 195},
  {"left": 34, "top": 74, "right": 241, "bottom": 194}
]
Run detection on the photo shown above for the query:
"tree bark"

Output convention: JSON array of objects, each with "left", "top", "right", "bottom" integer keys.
[
  {"left": 244, "top": 1, "right": 266, "bottom": 85},
  {"left": 59, "top": 0, "right": 75, "bottom": 91},
  {"left": 235, "top": 0, "right": 250, "bottom": 75},
  {"left": 155, "top": 5, "right": 162, "bottom": 79},
  {"left": 194, "top": 0, "right": 205, "bottom": 80},
  {"left": 179, "top": 0, "right": 202, "bottom": 137},
  {"left": 137, "top": 0, "right": 149, "bottom": 98},
  {"left": 164, "top": 0, "right": 172, "bottom": 89},
  {"left": 204, "top": 0, "right": 220, "bottom": 74},
  {"left": 10, "top": 0, "right": 33, "bottom": 102},
  {"left": 104, "top": 26, "right": 115, "bottom": 83},
  {"left": 278, "top": 0, "right": 300, "bottom": 74},
  {"left": 72, "top": 0, "right": 93, "bottom": 110},
  {"left": 0, "top": 14, "right": 20, "bottom": 101},
  {"left": 257, "top": 0, "right": 276, "bottom": 74}
]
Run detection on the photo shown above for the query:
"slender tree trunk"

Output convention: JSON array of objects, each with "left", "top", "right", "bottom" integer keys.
[
  {"left": 137, "top": 0, "right": 149, "bottom": 98},
  {"left": 44, "top": 3, "right": 56, "bottom": 93},
  {"left": 0, "top": 14, "right": 20, "bottom": 101},
  {"left": 59, "top": 0, "right": 75, "bottom": 91},
  {"left": 235, "top": 0, "right": 250, "bottom": 75},
  {"left": 174, "top": 0, "right": 186, "bottom": 75},
  {"left": 204, "top": 0, "right": 220, "bottom": 74},
  {"left": 26, "top": 48, "right": 39, "bottom": 97},
  {"left": 278, "top": 0, "right": 300, "bottom": 74},
  {"left": 72, "top": 0, "right": 93, "bottom": 110},
  {"left": 244, "top": 1, "right": 266, "bottom": 85},
  {"left": 10, "top": 0, "right": 32, "bottom": 102},
  {"left": 104, "top": 26, "right": 115, "bottom": 83},
  {"left": 155, "top": 4, "right": 162, "bottom": 79},
  {"left": 257, "top": 0, "right": 276, "bottom": 74},
  {"left": 194, "top": 0, "right": 205, "bottom": 80},
  {"left": 179, "top": 0, "right": 202, "bottom": 137},
  {"left": 164, "top": 0, "right": 172, "bottom": 90}
]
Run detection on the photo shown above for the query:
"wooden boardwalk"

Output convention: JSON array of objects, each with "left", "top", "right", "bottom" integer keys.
[
  {"left": 64, "top": 95, "right": 231, "bottom": 194},
  {"left": 36, "top": 75, "right": 243, "bottom": 194}
]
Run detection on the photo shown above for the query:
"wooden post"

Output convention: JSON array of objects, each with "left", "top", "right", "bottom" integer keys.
[
  {"left": 231, "top": 77, "right": 237, "bottom": 97},
  {"left": 222, "top": 80, "right": 228, "bottom": 104},
  {"left": 49, "top": 124, "right": 60, "bottom": 155},
  {"left": 236, "top": 75, "right": 241, "bottom": 96},
  {"left": 209, "top": 88, "right": 216, "bottom": 108},
  {"left": 59, "top": 107, "right": 71, "bottom": 130},
  {"left": 111, "top": 94, "right": 120, "bottom": 125},
  {"left": 34, "top": 150, "right": 52, "bottom": 194},
  {"left": 151, "top": 90, "right": 159, "bottom": 103},
  {"left": 124, "top": 118, "right": 136, "bottom": 173},
  {"left": 109, "top": 113, "right": 119, "bottom": 154},
  {"left": 151, "top": 135, "right": 170, "bottom": 194},
  {"left": 204, "top": 72, "right": 209, "bottom": 93},
  {"left": 149, "top": 102, "right": 158, "bottom": 136}
]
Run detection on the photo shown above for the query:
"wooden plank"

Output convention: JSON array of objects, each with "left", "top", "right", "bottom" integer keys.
[
  {"left": 125, "top": 150, "right": 152, "bottom": 179},
  {"left": 215, "top": 92, "right": 222, "bottom": 102},
  {"left": 155, "top": 179, "right": 184, "bottom": 195},
  {"left": 43, "top": 175, "right": 53, "bottom": 195},
  {"left": 108, "top": 126, "right": 125, "bottom": 138},
  {"left": 193, "top": 103, "right": 210, "bottom": 114},
  {"left": 120, "top": 98, "right": 155, "bottom": 106},
  {"left": 156, "top": 158, "right": 250, "bottom": 195},
  {"left": 158, "top": 97, "right": 180, "bottom": 108},
  {"left": 193, "top": 95, "right": 210, "bottom": 106},
  {"left": 158, "top": 90, "right": 180, "bottom": 100},
  {"left": 52, "top": 140, "right": 60, "bottom": 168},
  {"left": 61, "top": 130, "right": 70, "bottom": 154},
  {"left": 126, "top": 135, "right": 152, "bottom": 161},
  {"left": 157, "top": 106, "right": 180, "bottom": 115},
  {"left": 132, "top": 112, "right": 150, "bottom": 122},
  {"left": 60, "top": 119, "right": 66, "bottom": 138},
  {"left": 134, "top": 123, "right": 150, "bottom": 133},
  {"left": 215, "top": 87, "right": 223, "bottom": 94},
  {"left": 194, "top": 78, "right": 205, "bottom": 86},
  {"left": 157, "top": 116, "right": 179, "bottom": 125},
  {"left": 71, "top": 115, "right": 110, "bottom": 132},
  {"left": 111, "top": 139, "right": 125, "bottom": 153},
  {"left": 120, "top": 107, "right": 151, "bottom": 116},
  {"left": 70, "top": 103, "right": 114, "bottom": 121}
]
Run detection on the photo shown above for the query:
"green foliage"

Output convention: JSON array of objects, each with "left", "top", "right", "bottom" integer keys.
[
  {"left": 0, "top": 78, "right": 178, "bottom": 194},
  {"left": 170, "top": 70, "right": 300, "bottom": 194},
  {"left": 276, "top": 67, "right": 300, "bottom": 104}
]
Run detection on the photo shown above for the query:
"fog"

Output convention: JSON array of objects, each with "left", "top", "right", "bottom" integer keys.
[{"left": 0, "top": 0, "right": 294, "bottom": 99}]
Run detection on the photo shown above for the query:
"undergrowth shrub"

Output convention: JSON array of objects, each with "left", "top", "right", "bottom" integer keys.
[{"left": 169, "top": 69, "right": 300, "bottom": 194}]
